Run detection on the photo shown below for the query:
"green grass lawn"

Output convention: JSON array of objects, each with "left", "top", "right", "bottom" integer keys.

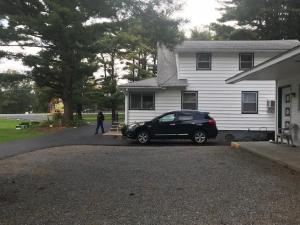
[
  {"left": 83, "top": 113, "right": 124, "bottom": 123},
  {"left": 0, "top": 118, "right": 45, "bottom": 143}
]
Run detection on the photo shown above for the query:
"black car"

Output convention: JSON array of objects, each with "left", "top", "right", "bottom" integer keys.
[{"left": 126, "top": 110, "right": 218, "bottom": 144}]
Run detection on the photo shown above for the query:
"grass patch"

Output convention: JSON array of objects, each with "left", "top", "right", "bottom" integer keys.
[{"left": 0, "top": 118, "right": 46, "bottom": 143}]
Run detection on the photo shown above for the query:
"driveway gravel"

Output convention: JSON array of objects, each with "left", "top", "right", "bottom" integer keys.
[{"left": 0, "top": 145, "right": 299, "bottom": 225}]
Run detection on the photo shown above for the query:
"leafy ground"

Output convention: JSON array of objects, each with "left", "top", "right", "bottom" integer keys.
[{"left": 0, "top": 118, "right": 45, "bottom": 143}]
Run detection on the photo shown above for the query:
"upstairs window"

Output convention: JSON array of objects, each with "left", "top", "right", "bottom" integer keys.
[
  {"left": 240, "top": 53, "right": 254, "bottom": 70},
  {"left": 242, "top": 91, "right": 258, "bottom": 114},
  {"left": 196, "top": 53, "right": 211, "bottom": 70},
  {"left": 182, "top": 91, "right": 198, "bottom": 110},
  {"left": 129, "top": 92, "right": 155, "bottom": 110}
]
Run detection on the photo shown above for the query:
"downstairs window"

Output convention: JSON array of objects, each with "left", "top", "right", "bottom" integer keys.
[
  {"left": 129, "top": 92, "right": 155, "bottom": 110},
  {"left": 242, "top": 91, "right": 258, "bottom": 114},
  {"left": 182, "top": 91, "right": 198, "bottom": 110}
]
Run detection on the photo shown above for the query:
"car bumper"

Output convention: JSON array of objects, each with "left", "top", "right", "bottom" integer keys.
[{"left": 126, "top": 130, "right": 137, "bottom": 139}]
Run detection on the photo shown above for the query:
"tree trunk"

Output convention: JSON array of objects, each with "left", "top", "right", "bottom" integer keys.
[
  {"left": 112, "top": 107, "right": 116, "bottom": 123},
  {"left": 76, "top": 103, "right": 82, "bottom": 120},
  {"left": 63, "top": 92, "right": 73, "bottom": 125}
]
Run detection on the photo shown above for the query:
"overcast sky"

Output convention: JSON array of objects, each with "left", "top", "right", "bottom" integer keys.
[{"left": 0, "top": 0, "right": 222, "bottom": 73}]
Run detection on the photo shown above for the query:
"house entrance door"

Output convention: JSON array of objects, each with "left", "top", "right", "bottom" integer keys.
[{"left": 280, "top": 86, "right": 292, "bottom": 129}]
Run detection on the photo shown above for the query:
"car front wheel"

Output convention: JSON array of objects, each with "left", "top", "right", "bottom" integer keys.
[
  {"left": 193, "top": 130, "right": 207, "bottom": 144},
  {"left": 137, "top": 131, "right": 150, "bottom": 144}
]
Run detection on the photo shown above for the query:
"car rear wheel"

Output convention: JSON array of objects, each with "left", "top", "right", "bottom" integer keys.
[
  {"left": 193, "top": 130, "right": 207, "bottom": 144},
  {"left": 137, "top": 131, "right": 150, "bottom": 144}
]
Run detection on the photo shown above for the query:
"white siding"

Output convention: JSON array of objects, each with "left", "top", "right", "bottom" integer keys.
[
  {"left": 278, "top": 77, "right": 300, "bottom": 145},
  {"left": 177, "top": 52, "right": 277, "bottom": 131},
  {"left": 128, "top": 90, "right": 182, "bottom": 124}
]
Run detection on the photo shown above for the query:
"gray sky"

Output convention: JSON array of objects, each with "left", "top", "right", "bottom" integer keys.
[{"left": 0, "top": 0, "right": 222, "bottom": 73}]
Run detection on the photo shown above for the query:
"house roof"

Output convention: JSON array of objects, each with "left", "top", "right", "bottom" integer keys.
[
  {"left": 119, "top": 77, "right": 160, "bottom": 89},
  {"left": 226, "top": 45, "right": 300, "bottom": 84},
  {"left": 175, "top": 40, "right": 300, "bottom": 53}
]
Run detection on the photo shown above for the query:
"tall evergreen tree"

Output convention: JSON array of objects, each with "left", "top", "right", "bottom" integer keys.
[{"left": 218, "top": 0, "right": 300, "bottom": 40}]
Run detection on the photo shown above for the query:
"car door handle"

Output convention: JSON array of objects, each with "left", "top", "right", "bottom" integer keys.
[{"left": 170, "top": 123, "right": 176, "bottom": 126}]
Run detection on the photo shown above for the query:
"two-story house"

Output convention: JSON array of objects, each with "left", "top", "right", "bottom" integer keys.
[{"left": 119, "top": 40, "right": 300, "bottom": 140}]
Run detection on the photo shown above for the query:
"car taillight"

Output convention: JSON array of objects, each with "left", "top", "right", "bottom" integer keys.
[{"left": 208, "top": 119, "right": 216, "bottom": 125}]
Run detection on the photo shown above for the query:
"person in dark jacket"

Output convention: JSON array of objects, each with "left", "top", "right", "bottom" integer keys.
[{"left": 95, "top": 111, "right": 105, "bottom": 134}]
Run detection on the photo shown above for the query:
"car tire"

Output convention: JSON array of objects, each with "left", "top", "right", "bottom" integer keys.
[
  {"left": 193, "top": 130, "right": 207, "bottom": 144},
  {"left": 137, "top": 130, "right": 150, "bottom": 144}
]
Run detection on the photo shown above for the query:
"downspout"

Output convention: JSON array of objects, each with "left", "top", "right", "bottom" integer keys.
[{"left": 124, "top": 89, "right": 129, "bottom": 125}]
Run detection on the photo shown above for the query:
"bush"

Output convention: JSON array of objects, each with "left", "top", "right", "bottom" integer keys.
[{"left": 121, "top": 124, "right": 127, "bottom": 136}]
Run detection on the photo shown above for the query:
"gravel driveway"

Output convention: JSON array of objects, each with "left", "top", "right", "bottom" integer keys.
[{"left": 0, "top": 145, "right": 299, "bottom": 225}]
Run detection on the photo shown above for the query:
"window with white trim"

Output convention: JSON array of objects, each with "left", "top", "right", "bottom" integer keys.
[
  {"left": 182, "top": 91, "right": 198, "bottom": 110},
  {"left": 196, "top": 53, "right": 211, "bottom": 70},
  {"left": 242, "top": 91, "right": 258, "bottom": 114},
  {"left": 239, "top": 53, "right": 254, "bottom": 70},
  {"left": 129, "top": 92, "right": 155, "bottom": 110}
]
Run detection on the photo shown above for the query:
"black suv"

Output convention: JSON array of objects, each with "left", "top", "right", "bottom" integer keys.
[{"left": 126, "top": 110, "right": 218, "bottom": 144}]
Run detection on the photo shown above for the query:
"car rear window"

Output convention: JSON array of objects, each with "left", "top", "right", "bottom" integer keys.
[
  {"left": 194, "top": 113, "right": 209, "bottom": 120},
  {"left": 177, "top": 113, "right": 193, "bottom": 121}
]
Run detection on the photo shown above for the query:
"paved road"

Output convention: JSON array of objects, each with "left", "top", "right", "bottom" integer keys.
[
  {"left": 0, "top": 122, "right": 224, "bottom": 159},
  {"left": 0, "top": 122, "right": 111, "bottom": 159},
  {"left": 0, "top": 145, "right": 299, "bottom": 225}
]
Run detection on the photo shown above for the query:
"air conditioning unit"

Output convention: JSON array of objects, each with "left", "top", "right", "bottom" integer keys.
[{"left": 267, "top": 100, "right": 275, "bottom": 113}]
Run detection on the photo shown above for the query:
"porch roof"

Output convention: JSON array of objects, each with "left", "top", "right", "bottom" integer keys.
[{"left": 226, "top": 45, "right": 300, "bottom": 84}]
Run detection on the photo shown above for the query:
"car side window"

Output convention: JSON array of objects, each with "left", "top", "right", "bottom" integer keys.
[
  {"left": 177, "top": 113, "right": 193, "bottom": 121},
  {"left": 159, "top": 114, "right": 175, "bottom": 123}
]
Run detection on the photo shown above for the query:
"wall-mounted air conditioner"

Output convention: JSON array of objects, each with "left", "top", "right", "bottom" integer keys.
[{"left": 267, "top": 100, "right": 275, "bottom": 113}]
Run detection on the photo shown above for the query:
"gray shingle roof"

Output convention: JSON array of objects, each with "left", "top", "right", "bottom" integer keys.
[
  {"left": 175, "top": 40, "right": 300, "bottom": 53},
  {"left": 119, "top": 77, "right": 159, "bottom": 89}
]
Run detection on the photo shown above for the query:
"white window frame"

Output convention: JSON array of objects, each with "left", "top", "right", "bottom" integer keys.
[
  {"left": 196, "top": 53, "right": 212, "bottom": 70},
  {"left": 181, "top": 91, "right": 198, "bottom": 110},
  {"left": 242, "top": 91, "right": 258, "bottom": 114},
  {"left": 239, "top": 53, "right": 254, "bottom": 71},
  {"left": 129, "top": 92, "right": 155, "bottom": 110}
]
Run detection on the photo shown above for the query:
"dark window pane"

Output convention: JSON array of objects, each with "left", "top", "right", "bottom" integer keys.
[
  {"left": 182, "top": 103, "right": 197, "bottom": 110},
  {"left": 242, "top": 92, "right": 257, "bottom": 113},
  {"left": 241, "top": 62, "right": 253, "bottom": 69},
  {"left": 197, "top": 53, "right": 211, "bottom": 70},
  {"left": 243, "top": 103, "right": 257, "bottom": 113},
  {"left": 197, "top": 62, "right": 210, "bottom": 69},
  {"left": 240, "top": 53, "right": 253, "bottom": 69},
  {"left": 142, "top": 94, "right": 154, "bottom": 109},
  {"left": 183, "top": 92, "right": 197, "bottom": 103},
  {"left": 241, "top": 54, "right": 253, "bottom": 61},
  {"left": 130, "top": 93, "right": 141, "bottom": 110},
  {"left": 198, "top": 53, "right": 210, "bottom": 61}
]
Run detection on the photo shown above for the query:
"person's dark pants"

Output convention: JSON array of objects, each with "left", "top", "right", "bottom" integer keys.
[{"left": 95, "top": 121, "right": 104, "bottom": 134}]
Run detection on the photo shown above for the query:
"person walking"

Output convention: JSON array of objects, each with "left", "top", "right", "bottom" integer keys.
[{"left": 95, "top": 111, "right": 105, "bottom": 134}]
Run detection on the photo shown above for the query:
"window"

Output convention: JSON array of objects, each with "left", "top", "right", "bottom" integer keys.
[
  {"left": 196, "top": 53, "right": 211, "bottom": 70},
  {"left": 159, "top": 114, "right": 175, "bottom": 123},
  {"left": 182, "top": 91, "right": 198, "bottom": 110},
  {"left": 239, "top": 53, "right": 254, "bottom": 70},
  {"left": 129, "top": 92, "right": 155, "bottom": 110},
  {"left": 177, "top": 113, "right": 193, "bottom": 121},
  {"left": 242, "top": 91, "right": 258, "bottom": 114}
]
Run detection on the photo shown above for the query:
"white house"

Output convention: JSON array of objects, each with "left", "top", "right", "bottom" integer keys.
[
  {"left": 226, "top": 44, "right": 300, "bottom": 145},
  {"left": 120, "top": 40, "right": 300, "bottom": 139}
]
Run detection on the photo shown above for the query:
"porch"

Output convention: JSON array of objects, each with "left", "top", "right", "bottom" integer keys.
[{"left": 240, "top": 141, "right": 300, "bottom": 173}]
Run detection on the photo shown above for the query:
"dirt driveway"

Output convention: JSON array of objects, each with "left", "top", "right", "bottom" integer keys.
[{"left": 0, "top": 145, "right": 299, "bottom": 225}]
